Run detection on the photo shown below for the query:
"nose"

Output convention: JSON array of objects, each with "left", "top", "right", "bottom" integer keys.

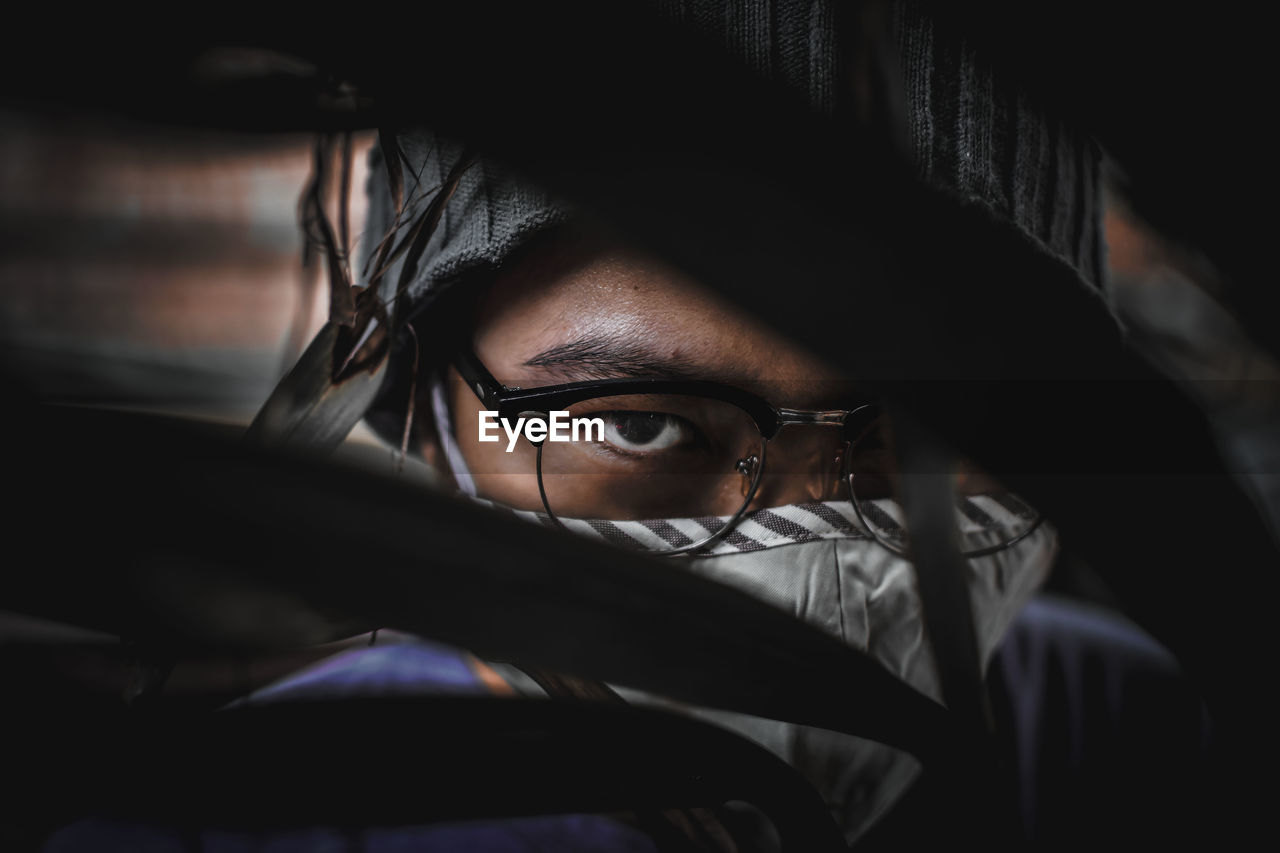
[{"left": 747, "top": 424, "right": 848, "bottom": 507}]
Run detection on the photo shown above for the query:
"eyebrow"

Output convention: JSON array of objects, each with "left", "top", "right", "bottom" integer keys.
[{"left": 522, "top": 337, "right": 702, "bottom": 382}]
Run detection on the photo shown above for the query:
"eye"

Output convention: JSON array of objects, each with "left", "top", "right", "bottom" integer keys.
[{"left": 598, "top": 411, "right": 693, "bottom": 452}]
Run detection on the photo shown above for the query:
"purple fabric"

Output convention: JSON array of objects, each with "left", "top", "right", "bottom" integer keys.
[
  {"left": 47, "top": 815, "right": 658, "bottom": 853},
  {"left": 45, "top": 641, "right": 658, "bottom": 853},
  {"left": 239, "top": 640, "right": 490, "bottom": 704},
  {"left": 992, "top": 594, "right": 1211, "bottom": 844}
]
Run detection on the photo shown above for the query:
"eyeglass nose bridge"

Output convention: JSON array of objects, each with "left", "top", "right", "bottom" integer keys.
[
  {"left": 765, "top": 403, "right": 877, "bottom": 440},
  {"left": 749, "top": 404, "right": 878, "bottom": 505},
  {"left": 748, "top": 432, "right": 849, "bottom": 508},
  {"left": 774, "top": 407, "right": 848, "bottom": 427}
]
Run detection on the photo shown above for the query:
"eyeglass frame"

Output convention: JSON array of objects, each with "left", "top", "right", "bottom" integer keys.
[{"left": 450, "top": 346, "right": 1041, "bottom": 557}]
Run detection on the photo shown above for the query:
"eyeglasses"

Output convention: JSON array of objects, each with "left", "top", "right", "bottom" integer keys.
[{"left": 452, "top": 348, "right": 1042, "bottom": 556}]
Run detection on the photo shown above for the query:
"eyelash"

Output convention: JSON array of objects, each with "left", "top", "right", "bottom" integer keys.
[{"left": 591, "top": 410, "right": 709, "bottom": 458}]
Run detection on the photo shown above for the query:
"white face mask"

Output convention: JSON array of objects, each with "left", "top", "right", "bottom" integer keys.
[{"left": 483, "top": 496, "right": 1057, "bottom": 842}]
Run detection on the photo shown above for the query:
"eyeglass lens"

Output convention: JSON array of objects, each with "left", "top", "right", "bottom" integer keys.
[
  {"left": 844, "top": 415, "right": 1041, "bottom": 557},
  {"left": 536, "top": 393, "right": 763, "bottom": 530}
]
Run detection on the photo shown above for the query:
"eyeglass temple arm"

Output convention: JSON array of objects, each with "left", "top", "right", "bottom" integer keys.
[{"left": 452, "top": 348, "right": 505, "bottom": 411}]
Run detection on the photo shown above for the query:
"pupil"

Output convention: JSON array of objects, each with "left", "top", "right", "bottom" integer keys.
[{"left": 614, "top": 413, "right": 664, "bottom": 444}]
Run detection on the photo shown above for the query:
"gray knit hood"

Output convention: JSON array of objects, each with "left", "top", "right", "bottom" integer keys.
[{"left": 360, "top": 0, "right": 1105, "bottom": 439}]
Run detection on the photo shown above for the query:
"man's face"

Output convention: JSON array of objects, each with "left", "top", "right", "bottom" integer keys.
[{"left": 440, "top": 224, "right": 862, "bottom": 518}]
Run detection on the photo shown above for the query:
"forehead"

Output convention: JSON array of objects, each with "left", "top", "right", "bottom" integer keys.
[{"left": 473, "top": 225, "right": 844, "bottom": 388}]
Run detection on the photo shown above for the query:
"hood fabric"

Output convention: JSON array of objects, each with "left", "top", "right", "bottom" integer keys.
[{"left": 360, "top": 0, "right": 1104, "bottom": 318}]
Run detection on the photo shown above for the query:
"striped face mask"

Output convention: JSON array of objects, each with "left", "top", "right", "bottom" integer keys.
[
  {"left": 492, "top": 497, "right": 1056, "bottom": 697},
  {"left": 652, "top": 503, "right": 1057, "bottom": 842},
  {"left": 480, "top": 496, "right": 1057, "bottom": 841}
]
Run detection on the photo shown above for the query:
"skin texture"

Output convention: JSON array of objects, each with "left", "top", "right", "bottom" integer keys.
[{"left": 426, "top": 223, "right": 871, "bottom": 518}]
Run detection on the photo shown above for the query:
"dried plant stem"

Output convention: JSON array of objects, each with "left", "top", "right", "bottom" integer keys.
[{"left": 398, "top": 324, "right": 420, "bottom": 474}]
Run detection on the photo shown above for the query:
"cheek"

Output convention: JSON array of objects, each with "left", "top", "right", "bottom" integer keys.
[{"left": 448, "top": 377, "right": 546, "bottom": 512}]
